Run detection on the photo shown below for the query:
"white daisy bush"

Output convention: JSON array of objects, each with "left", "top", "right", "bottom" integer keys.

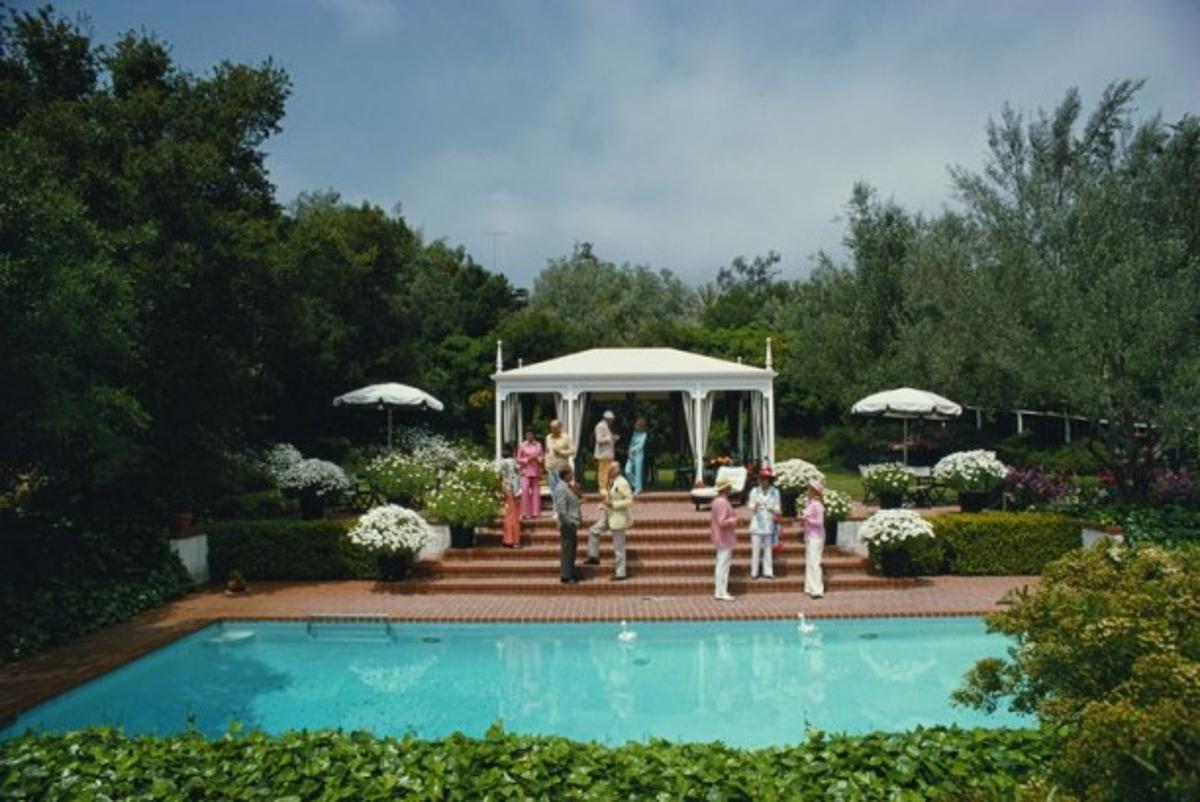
[
  {"left": 859, "top": 509, "right": 935, "bottom": 547},
  {"left": 861, "top": 463, "right": 912, "bottom": 497},
  {"left": 823, "top": 488, "right": 853, "bottom": 522},
  {"left": 774, "top": 458, "right": 826, "bottom": 492},
  {"left": 394, "top": 426, "right": 474, "bottom": 471},
  {"left": 347, "top": 504, "right": 433, "bottom": 555},
  {"left": 263, "top": 443, "right": 303, "bottom": 478},
  {"left": 934, "top": 449, "right": 1008, "bottom": 493},
  {"left": 426, "top": 474, "right": 501, "bottom": 528},
  {"left": 276, "top": 457, "right": 353, "bottom": 497}
]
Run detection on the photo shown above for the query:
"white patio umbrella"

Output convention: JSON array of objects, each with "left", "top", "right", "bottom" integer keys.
[
  {"left": 850, "top": 387, "right": 962, "bottom": 464},
  {"left": 333, "top": 383, "right": 444, "bottom": 448}
]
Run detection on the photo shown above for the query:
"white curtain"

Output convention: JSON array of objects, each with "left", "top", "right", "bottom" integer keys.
[
  {"left": 501, "top": 394, "right": 520, "bottom": 447},
  {"left": 566, "top": 393, "right": 588, "bottom": 457},
  {"left": 682, "top": 392, "right": 715, "bottom": 467},
  {"left": 750, "top": 390, "right": 766, "bottom": 464}
]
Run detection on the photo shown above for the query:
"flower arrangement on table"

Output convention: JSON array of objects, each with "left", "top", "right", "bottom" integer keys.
[
  {"left": 822, "top": 488, "right": 853, "bottom": 522},
  {"left": 934, "top": 450, "right": 1007, "bottom": 493},
  {"left": 425, "top": 475, "right": 501, "bottom": 529},
  {"left": 773, "top": 459, "right": 826, "bottom": 492},
  {"left": 861, "top": 463, "right": 911, "bottom": 503},
  {"left": 859, "top": 509, "right": 940, "bottom": 577},
  {"left": 346, "top": 504, "right": 433, "bottom": 581},
  {"left": 364, "top": 452, "right": 439, "bottom": 507}
]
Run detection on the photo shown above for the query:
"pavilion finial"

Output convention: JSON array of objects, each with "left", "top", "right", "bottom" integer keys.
[
  {"left": 496, "top": 339, "right": 504, "bottom": 372},
  {"left": 765, "top": 337, "right": 773, "bottom": 369}
]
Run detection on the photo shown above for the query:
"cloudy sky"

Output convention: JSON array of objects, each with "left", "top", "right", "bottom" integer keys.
[{"left": 48, "top": 0, "right": 1200, "bottom": 287}]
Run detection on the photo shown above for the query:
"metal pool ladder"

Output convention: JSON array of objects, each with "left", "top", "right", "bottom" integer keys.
[{"left": 306, "top": 613, "right": 394, "bottom": 640}]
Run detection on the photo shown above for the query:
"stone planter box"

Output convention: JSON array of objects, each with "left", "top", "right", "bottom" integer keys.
[{"left": 169, "top": 532, "right": 209, "bottom": 585}]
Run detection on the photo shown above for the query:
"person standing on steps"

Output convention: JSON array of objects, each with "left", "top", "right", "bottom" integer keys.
[
  {"left": 624, "top": 416, "right": 648, "bottom": 494},
  {"left": 517, "top": 428, "right": 545, "bottom": 519},
  {"left": 710, "top": 476, "right": 738, "bottom": 601},
  {"left": 747, "top": 466, "right": 779, "bottom": 579},
  {"left": 497, "top": 442, "right": 522, "bottom": 548},
  {"left": 553, "top": 467, "right": 583, "bottom": 583},
  {"left": 803, "top": 480, "right": 826, "bottom": 598},
  {"left": 545, "top": 419, "right": 574, "bottom": 501},
  {"left": 594, "top": 410, "right": 619, "bottom": 491},
  {"left": 586, "top": 460, "right": 631, "bottom": 580}
]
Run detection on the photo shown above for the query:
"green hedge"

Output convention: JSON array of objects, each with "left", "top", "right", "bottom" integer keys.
[
  {"left": 0, "top": 725, "right": 1054, "bottom": 801},
  {"left": 211, "top": 489, "right": 295, "bottom": 520},
  {"left": 0, "top": 515, "right": 192, "bottom": 663},
  {"left": 933, "top": 512, "right": 1082, "bottom": 575},
  {"left": 206, "top": 519, "right": 378, "bottom": 581}
]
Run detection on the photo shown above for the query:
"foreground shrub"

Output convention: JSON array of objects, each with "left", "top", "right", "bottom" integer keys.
[
  {"left": 0, "top": 725, "right": 1053, "bottom": 801},
  {"left": 0, "top": 515, "right": 192, "bottom": 663},
  {"left": 955, "top": 545, "right": 1200, "bottom": 801},
  {"left": 934, "top": 512, "right": 1081, "bottom": 575},
  {"left": 207, "top": 519, "right": 378, "bottom": 581}
]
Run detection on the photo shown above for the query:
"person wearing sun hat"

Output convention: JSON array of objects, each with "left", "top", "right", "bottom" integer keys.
[
  {"left": 802, "top": 479, "right": 826, "bottom": 598},
  {"left": 709, "top": 475, "right": 739, "bottom": 601},
  {"left": 593, "top": 410, "right": 619, "bottom": 491},
  {"left": 747, "top": 465, "right": 780, "bottom": 579}
]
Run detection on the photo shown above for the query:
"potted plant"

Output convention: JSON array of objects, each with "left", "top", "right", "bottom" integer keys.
[
  {"left": 774, "top": 458, "right": 825, "bottom": 518},
  {"left": 934, "top": 450, "right": 1007, "bottom": 513},
  {"left": 346, "top": 504, "right": 433, "bottom": 581},
  {"left": 426, "top": 474, "right": 501, "bottom": 548},
  {"left": 822, "top": 488, "right": 853, "bottom": 546},
  {"left": 861, "top": 463, "right": 911, "bottom": 509},
  {"left": 363, "top": 452, "right": 440, "bottom": 509},
  {"left": 276, "top": 457, "right": 352, "bottom": 519},
  {"left": 858, "top": 509, "right": 937, "bottom": 577}
]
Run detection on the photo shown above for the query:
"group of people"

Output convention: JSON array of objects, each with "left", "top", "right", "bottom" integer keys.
[
  {"left": 709, "top": 467, "right": 826, "bottom": 601},
  {"left": 497, "top": 410, "right": 827, "bottom": 598}
]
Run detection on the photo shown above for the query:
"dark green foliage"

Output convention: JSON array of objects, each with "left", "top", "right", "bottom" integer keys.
[
  {"left": 0, "top": 515, "right": 192, "bottom": 662},
  {"left": 955, "top": 545, "right": 1200, "bottom": 800},
  {"left": 934, "top": 512, "right": 1082, "bottom": 575},
  {"left": 1107, "top": 506, "right": 1200, "bottom": 549},
  {"left": 0, "top": 725, "right": 1054, "bottom": 801},
  {"left": 211, "top": 490, "right": 294, "bottom": 519},
  {"left": 206, "top": 519, "right": 379, "bottom": 581}
]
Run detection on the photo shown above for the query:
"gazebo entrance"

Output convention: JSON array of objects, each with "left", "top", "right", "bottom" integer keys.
[{"left": 491, "top": 344, "right": 777, "bottom": 484}]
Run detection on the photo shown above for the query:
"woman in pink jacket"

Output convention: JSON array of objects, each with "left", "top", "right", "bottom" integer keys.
[
  {"left": 516, "top": 428, "right": 545, "bottom": 519},
  {"left": 709, "top": 476, "right": 738, "bottom": 601},
  {"left": 802, "top": 480, "right": 826, "bottom": 598}
]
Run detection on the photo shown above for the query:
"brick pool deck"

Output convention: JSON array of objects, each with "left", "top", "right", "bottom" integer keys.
[{"left": 0, "top": 576, "right": 1037, "bottom": 724}]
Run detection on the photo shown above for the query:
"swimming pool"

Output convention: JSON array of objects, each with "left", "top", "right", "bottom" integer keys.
[{"left": 2, "top": 617, "right": 1026, "bottom": 747}]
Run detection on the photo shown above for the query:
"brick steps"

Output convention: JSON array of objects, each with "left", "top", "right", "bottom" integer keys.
[
  {"left": 402, "top": 573, "right": 919, "bottom": 595},
  {"left": 420, "top": 555, "right": 867, "bottom": 578},
  {"left": 446, "top": 542, "right": 857, "bottom": 562}
]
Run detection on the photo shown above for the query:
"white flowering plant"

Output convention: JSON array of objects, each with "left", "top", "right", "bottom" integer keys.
[
  {"left": 934, "top": 450, "right": 1008, "bottom": 493},
  {"left": 393, "top": 426, "right": 476, "bottom": 471},
  {"left": 346, "top": 504, "right": 433, "bottom": 555},
  {"left": 774, "top": 459, "right": 826, "bottom": 492},
  {"left": 276, "top": 457, "right": 352, "bottom": 497},
  {"left": 425, "top": 476, "right": 500, "bottom": 528},
  {"left": 822, "top": 488, "right": 853, "bottom": 522},
  {"left": 859, "top": 509, "right": 935, "bottom": 546},
  {"left": 364, "top": 452, "right": 439, "bottom": 506},
  {"left": 263, "top": 443, "right": 303, "bottom": 482},
  {"left": 861, "top": 463, "right": 912, "bottom": 497}
]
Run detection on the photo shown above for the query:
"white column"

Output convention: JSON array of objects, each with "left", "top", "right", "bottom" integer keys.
[
  {"left": 494, "top": 390, "right": 503, "bottom": 462},
  {"left": 1064, "top": 416, "right": 1072, "bottom": 444},
  {"left": 693, "top": 390, "right": 704, "bottom": 480},
  {"left": 765, "top": 386, "right": 776, "bottom": 466},
  {"left": 1016, "top": 411, "right": 1024, "bottom": 435}
]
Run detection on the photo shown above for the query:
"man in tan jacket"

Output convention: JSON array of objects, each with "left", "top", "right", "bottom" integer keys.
[
  {"left": 586, "top": 459, "right": 632, "bottom": 580},
  {"left": 593, "top": 410, "right": 619, "bottom": 491}
]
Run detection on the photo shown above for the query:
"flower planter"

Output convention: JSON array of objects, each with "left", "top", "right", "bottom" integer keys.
[
  {"left": 878, "top": 492, "right": 904, "bottom": 510},
  {"left": 780, "top": 490, "right": 799, "bottom": 519},
  {"left": 299, "top": 493, "right": 326, "bottom": 520},
  {"left": 823, "top": 518, "right": 839, "bottom": 546},
  {"left": 377, "top": 551, "right": 415, "bottom": 582},
  {"left": 957, "top": 492, "right": 988, "bottom": 513},
  {"left": 449, "top": 524, "right": 475, "bottom": 549},
  {"left": 880, "top": 548, "right": 914, "bottom": 577},
  {"left": 169, "top": 512, "right": 194, "bottom": 537}
]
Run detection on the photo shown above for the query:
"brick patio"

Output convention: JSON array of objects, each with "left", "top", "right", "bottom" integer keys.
[{"left": 0, "top": 574, "right": 1037, "bottom": 725}]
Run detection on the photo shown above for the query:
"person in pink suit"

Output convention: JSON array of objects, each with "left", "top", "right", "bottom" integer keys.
[
  {"left": 709, "top": 476, "right": 738, "bottom": 601},
  {"left": 517, "top": 428, "right": 545, "bottom": 519},
  {"left": 802, "top": 480, "right": 826, "bottom": 598}
]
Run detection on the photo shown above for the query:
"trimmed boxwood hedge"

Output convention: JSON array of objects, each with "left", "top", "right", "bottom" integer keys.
[
  {"left": 933, "top": 512, "right": 1082, "bottom": 575},
  {"left": 0, "top": 725, "right": 1053, "bottom": 801},
  {"left": 206, "top": 519, "right": 379, "bottom": 581}
]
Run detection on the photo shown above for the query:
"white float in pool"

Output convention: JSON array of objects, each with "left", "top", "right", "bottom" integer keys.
[{"left": 207, "top": 629, "right": 257, "bottom": 645}]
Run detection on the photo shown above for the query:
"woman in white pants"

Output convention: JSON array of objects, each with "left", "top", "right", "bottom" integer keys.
[
  {"left": 709, "top": 476, "right": 738, "bottom": 601},
  {"left": 802, "top": 480, "right": 826, "bottom": 598},
  {"left": 746, "top": 467, "right": 779, "bottom": 579}
]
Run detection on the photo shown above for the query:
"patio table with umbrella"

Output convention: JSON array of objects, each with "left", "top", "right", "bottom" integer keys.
[
  {"left": 333, "top": 383, "right": 444, "bottom": 448},
  {"left": 850, "top": 387, "right": 962, "bottom": 465}
]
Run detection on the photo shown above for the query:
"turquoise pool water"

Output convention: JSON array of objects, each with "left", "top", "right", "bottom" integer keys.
[{"left": 2, "top": 617, "right": 1026, "bottom": 747}]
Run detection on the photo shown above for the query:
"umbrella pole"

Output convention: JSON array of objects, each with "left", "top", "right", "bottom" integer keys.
[
  {"left": 387, "top": 408, "right": 393, "bottom": 449},
  {"left": 902, "top": 418, "right": 908, "bottom": 466}
]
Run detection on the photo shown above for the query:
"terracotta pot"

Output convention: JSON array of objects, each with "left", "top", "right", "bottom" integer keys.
[{"left": 170, "top": 512, "right": 194, "bottom": 537}]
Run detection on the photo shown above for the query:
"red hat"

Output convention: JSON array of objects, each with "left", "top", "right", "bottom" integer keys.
[{"left": 758, "top": 466, "right": 775, "bottom": 480}]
